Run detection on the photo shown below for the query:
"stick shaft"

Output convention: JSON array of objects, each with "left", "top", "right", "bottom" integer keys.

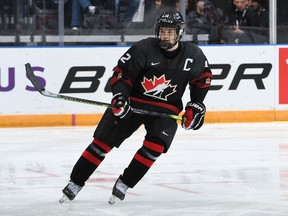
[{"left": 25, "top": 63, "right": 182, "bottom": 121}]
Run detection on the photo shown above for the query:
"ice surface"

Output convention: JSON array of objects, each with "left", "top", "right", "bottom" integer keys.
[{"left": 0, "top": 122, "right": 288, "bottom": 216}]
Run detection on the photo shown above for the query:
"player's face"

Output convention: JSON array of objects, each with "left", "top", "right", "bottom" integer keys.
[{"left": 159, "top": 27, "right": 177, "bottom": 45}]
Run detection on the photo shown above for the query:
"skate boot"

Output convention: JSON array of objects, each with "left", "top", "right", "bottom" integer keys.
[
  {"left": 59, "top": 181, "right": 82, "bottom": 203},
  {"left": 108, "top": 175, "right": 129, "bottom": 204}
]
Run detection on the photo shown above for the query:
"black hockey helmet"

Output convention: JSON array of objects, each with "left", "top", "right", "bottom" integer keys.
[{"left": 155, "top": 11, "right": 185, "bottom": 50}]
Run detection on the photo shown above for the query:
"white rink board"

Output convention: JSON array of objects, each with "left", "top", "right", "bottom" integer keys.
[
  {"left": 0, "top": 45, "right": 286, "bottom": 115},
  {"left": 203, "top": 45, "right": 276, "bottom": 111}
]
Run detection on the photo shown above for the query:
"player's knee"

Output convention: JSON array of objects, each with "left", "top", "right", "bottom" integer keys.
[
  {"left": 140, "top": 139, "right": 166, "bottom": 161},
  {"left": 89, "top": 139, "right": 112, "bottom": 157},
  {"left": 145, "top": 136, "right": 171, "bottom": 153}
]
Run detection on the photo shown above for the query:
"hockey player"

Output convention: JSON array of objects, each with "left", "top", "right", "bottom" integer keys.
[{"left": 60, "top": 11, "right": 212, "bottom": 204}]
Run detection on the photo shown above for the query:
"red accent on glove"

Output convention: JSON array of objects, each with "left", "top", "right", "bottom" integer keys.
[
  {"left": 181, "top": 102, "right": 206, "bottom": 130},
  {"left": 182, "top": 108, "right": 194, "bottom": 129},
  {"left": 111, "top": 93, "right": 131, "bottom": 119}
]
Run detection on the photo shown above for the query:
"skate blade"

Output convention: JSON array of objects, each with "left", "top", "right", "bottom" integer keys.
[
  {"left": 108, "top": 195, "right": 118, "bottom": 205},
  {"left": 59, "top": 194, "right": 69, "bottom": 204}
]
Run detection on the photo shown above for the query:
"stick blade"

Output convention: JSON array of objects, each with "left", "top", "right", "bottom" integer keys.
[{"left": 25, "top": 63, "right": 45, "bottom": 93}]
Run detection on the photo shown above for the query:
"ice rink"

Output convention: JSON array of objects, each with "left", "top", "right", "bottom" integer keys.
[{"left": 1, "top": 122, "right": 288, "bottom": 216}]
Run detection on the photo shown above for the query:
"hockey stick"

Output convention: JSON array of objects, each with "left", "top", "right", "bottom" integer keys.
[{"left": 25, "top": 63, "right": 182, "bottom": 121}]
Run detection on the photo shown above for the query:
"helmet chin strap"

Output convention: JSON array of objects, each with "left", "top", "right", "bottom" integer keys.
[{"left": 159, "top": 40, "right": 178, "bottom": 51}]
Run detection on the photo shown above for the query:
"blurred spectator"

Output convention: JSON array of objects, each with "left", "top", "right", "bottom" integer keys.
[
  {"left": 186, "top": 0, "right": 224, "bottom": 44},
  {"left": 144, "top": 0, "right": 190, "bottom": 30},
  {"left": 115, "top": 0, "right": 140, "bottom": 30},
  {"left": 276, "top": 0, "right": 288, "bottom": 43},
  {"left": 251, "top": 0, "right": 268, "bottom": 43},
  {"left": 155, "top": 0, "right": 162, "bottom": 9},
  {"left": 71, "top": 0, "right": 97, "bottom": 30},
  {"left": 223, "top": 0, "right": 259, "bottom": 44},
  {"left": 15, "top": 0, "right": 29, "bottom": 21},
  {"left": 246, "top": 0, "right": 252, "bottom": 8},
  {"left": 176, "top": 0, "right": 190, "bottom": 14},
  {"left": 161, "top": 0, "right": 177, "bottom": 11},
  {"left": 251, "top": 0, "right": 268, "bottom": 27},
  {"left": 143, "top": 0, "right": 163, "bottom": 29},
  {"left": 15, "top": 0, "right": 27, "bottom": 24}
]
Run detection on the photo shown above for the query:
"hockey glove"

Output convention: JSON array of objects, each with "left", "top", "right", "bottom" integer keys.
[
  {"left": 111, "top": 93, "right": 131, "bottom": 119},
  {"left": 182, "top": 101, "right": 206, "bottom": 130}
]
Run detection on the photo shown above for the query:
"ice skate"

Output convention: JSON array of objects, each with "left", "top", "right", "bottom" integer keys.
[
  {"left": 59, "top": 181, "right": 82, "bottom": 203},
  {"left": 108, "top": 176, "right": 129, "bottom": 205}
]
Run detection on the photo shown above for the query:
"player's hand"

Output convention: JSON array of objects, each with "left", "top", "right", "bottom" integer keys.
[
  {"left": 182, "top": 101, "right": 206, "bottom": 130},
  {"left": 111, "top": 93, "right": 131, "bottom": 119}
]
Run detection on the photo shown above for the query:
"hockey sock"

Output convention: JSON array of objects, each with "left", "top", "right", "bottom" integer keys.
[
  {"left": 121, "top": 140, "right": 164, "bottom": 188},
  {"left": 70, "top": 139, "right": 112, "bottom": 186}
]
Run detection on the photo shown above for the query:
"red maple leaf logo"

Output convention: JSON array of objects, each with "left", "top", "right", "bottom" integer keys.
[{"left": 141, "top": 75, "right": 177, "bottom": 101}]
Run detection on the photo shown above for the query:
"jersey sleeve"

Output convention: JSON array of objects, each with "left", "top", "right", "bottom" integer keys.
[
  {"left": 110, "top": 40, "right": 146, "bottom": 98},
  {"left": 189, "top": 47, "right": 212, "bottom": 103}
]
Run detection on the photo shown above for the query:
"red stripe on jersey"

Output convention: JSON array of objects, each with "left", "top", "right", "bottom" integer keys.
[
  {"left": 93, "top": 139, "right": 111, "bottom": 153},
  {"left": 190, "top": 71, "right": 212, "bottom": 88},
  {"left": 111, "top": 76, "right": 119, "bottom": 86},
  {"left": 134, "top": 153, "right": 154, "bottom": 167},
  {"left": 130, "top": 97, "right": 180, "bottom": 114},
  {"left": 111, "top": 66, "right": 132, "bottom": 87},
  {"left": 113, "top": 66, "right": 122, "bottom": 73},
  {"left": 82, "top": 151, "right": 102, "bottom": 166},
  {"left": 143, "top": 140, "right": 164, "bottom": 153},
  {"left": 110, "top": 67, "right": 122, "bottom": 86}
]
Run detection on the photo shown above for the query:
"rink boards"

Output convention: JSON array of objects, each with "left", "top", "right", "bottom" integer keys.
[{"left": 0, "top": 45, "right": 288, "bottom": 127}]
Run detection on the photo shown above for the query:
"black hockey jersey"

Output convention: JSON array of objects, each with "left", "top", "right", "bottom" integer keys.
[{"left": 111, "top": 38, "right": 212, "bottom": 115}]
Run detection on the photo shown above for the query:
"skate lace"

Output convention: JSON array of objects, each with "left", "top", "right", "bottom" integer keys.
[
  {"left": 67, "top": 181, "right": 82, "bottom": 195},
  {"left": 116, "top": 179, "right": 128, "bottom": 194}
]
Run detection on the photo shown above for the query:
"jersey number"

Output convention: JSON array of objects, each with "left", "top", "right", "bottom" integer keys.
[{"left": 120, "top": 53, "right": 131, "bottom": 64}]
